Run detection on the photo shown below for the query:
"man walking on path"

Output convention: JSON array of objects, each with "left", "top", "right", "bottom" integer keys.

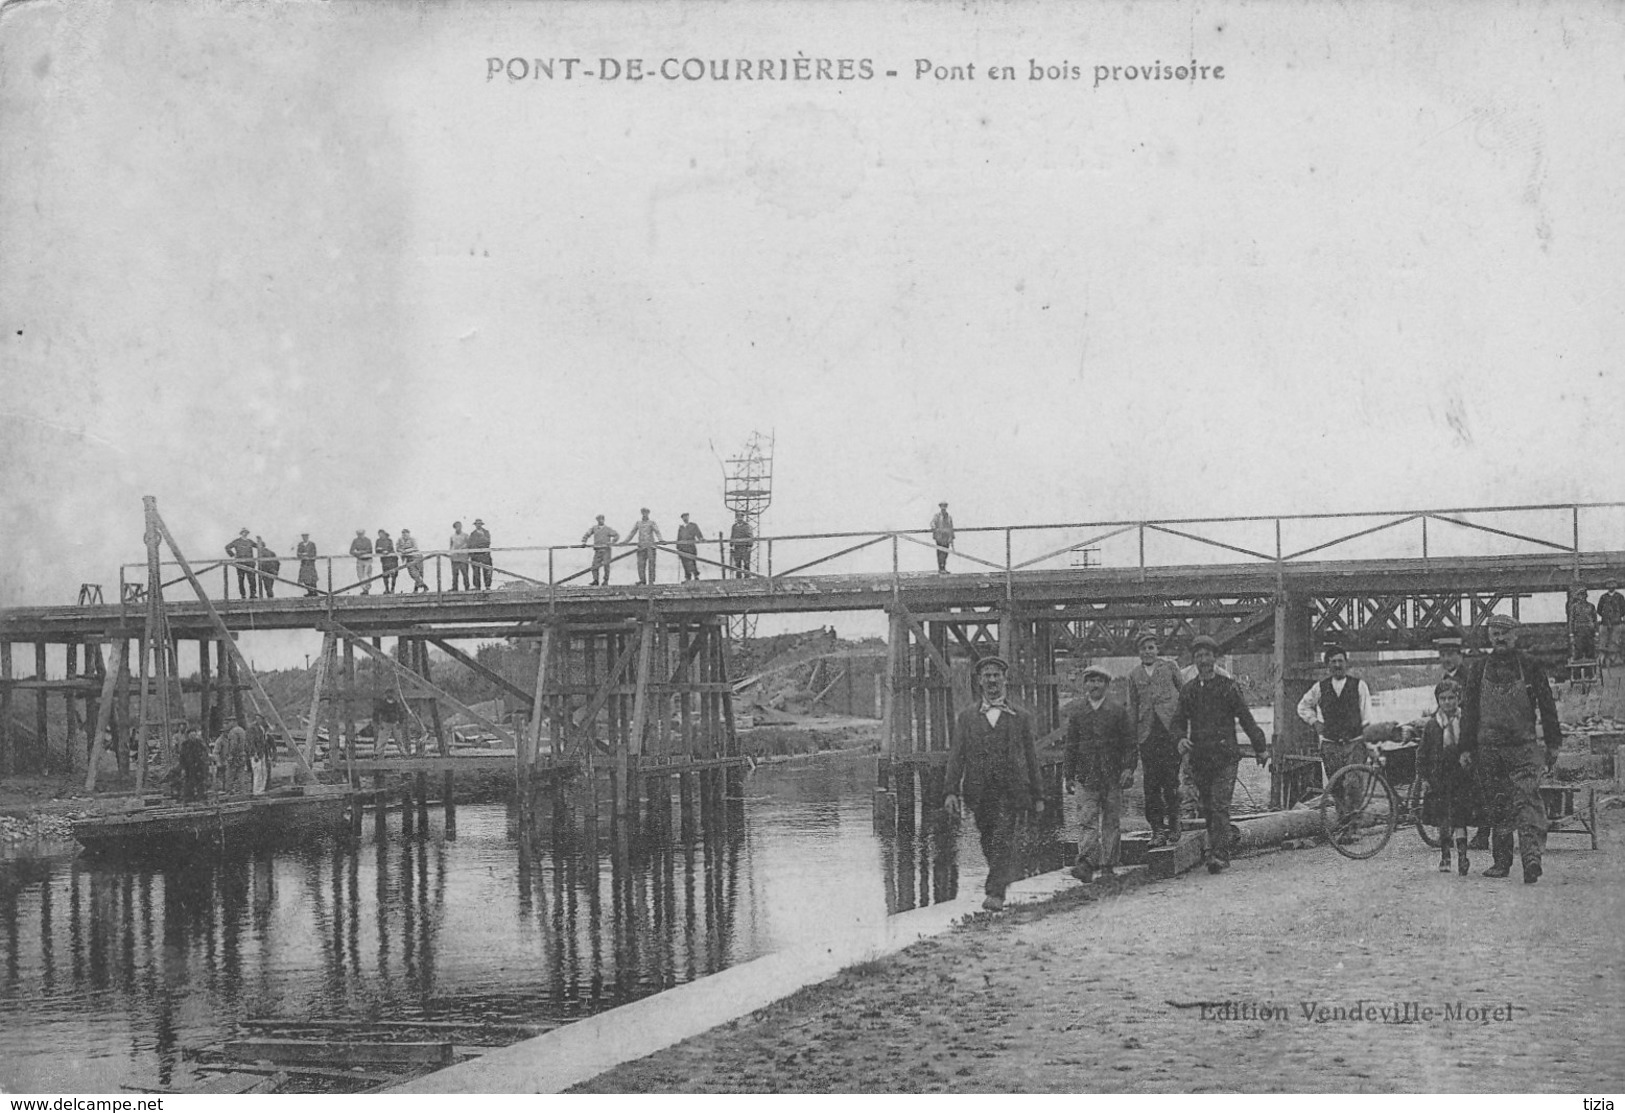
[
  {"left": 676, "top": 513, "right": 704, "bottom": 580},
  {"left": 1065, "top": 665, "right": 1137, "bottom": 882},
  {"left": 1297, "top": 646, "right": 1373, "bottom": 826},
  {"left": 1459, "top": 614, "right": 1562, "bottom": 883},
  {"left": 944, "top": 655, "right": 1045, "bottom": 912},
  {"left": 1172, "top": 635, "right": 1267, "bottom": 874},
  {"left": 930, "top": 502, "right": 955, "bottom": 573},
  {"left": 582, "top": 516, "right": 619, "bottom": 585},
  {"left": 1598, "top": 580, "right": 1625, "bottom": 667},
  {"left": 349, "top": 529, "right": 374, "bottom": 594},
  {"left": 225, "top": 528, "right": 259, "bottom": 599},
  {"left": 1435, "top": 632, "right": 1491, "bottom": 851},
  {"left": 469, "top": 519, "right": 493, "bottom": 589},
  {"left": 625, "top": 509, "right": 664, "bottom": 584},
  {"left": 448, "top": 521, "right": 471, "bottom": 591},
  {"left": 296, "top": 533, "right": 320, "bottom": 596},
  {"left": 729, "top": 512, "right": 754, "bottom": 578},
  {"left": 1126, "top": 632, "right": 1184, "bottom": 846}
]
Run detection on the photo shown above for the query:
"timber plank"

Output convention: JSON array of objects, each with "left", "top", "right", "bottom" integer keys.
[
  {"left": 220, "top": 1038, "right": 454, "bottom": 1066},
  {"left": 1145, "top": 829, "right": 1208, "bottom": 879}
]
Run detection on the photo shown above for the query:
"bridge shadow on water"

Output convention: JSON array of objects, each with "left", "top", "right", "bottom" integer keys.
[{"left": 0, "top": 754, "right": 1038, "bottom": 1093}]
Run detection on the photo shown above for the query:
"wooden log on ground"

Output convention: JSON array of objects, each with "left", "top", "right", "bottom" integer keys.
[
  {"left": 1232, "top": 807, "right": 1325, "bottom": 849},
  {"left": 1145, "top": 829, "right": 1208, "bottom": 879},
  {"left": 219, "top": 1038, "right": 454, "bottom": 1066}
]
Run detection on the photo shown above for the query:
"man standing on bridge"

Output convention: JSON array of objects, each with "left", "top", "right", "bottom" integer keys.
[
  {"left": 625, "top": 508, "right": 664, "bottom": 584},
  {"left": 1568, "top": 587, "right": 1599, "bottom": 662},
  {"left": 225, "top": 528, "right": 259, "bottom": 599},
  {"left": 296, "top": 532, "right": 320, "bottom": 596},
  {"left": 1459, "top": 614, "right": 1562, "bottom": 883},
  {"left": 944, "top": 655, "right": 1045, "bottom": 912},
  {"left": 1598, "top": 580, "right": 1625, "bottom": 667},
  {"left": 1126, "top": 631, "right": 1184, "bottom": 847},
  {"left": 1065, "top": 665, "right": 1137, "bottom": 882},
  {"left": 349, "top": 529, "right": 374, "bottom": 594},
  {"left": 930, "top": 501, "right": 955, "bottom": 573},
  {"left": 1297, "top": 646, "right": 1373, "bottom": 828},
  {"left": 582, "top": 515, "right": 619, "bottom": 585},
  {"left": 1173, "top": 635, "right": 1268, "bottom": 874},
  {"left": 448, "top": 521, "right": 471, "bottom": 591},
  {"left": 729, "top": 511, "right": 754, "bottom": 578},
  {"left": 469, "top": 519, "right": 493, "bottom": 589},
  {"left": 676, "top": 512, "right": 704, "bottom": 580}
]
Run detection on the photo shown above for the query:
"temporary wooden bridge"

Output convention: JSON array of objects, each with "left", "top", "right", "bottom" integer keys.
[{"left": 1, "top": 498, "right": 1620, "bottom": 819}]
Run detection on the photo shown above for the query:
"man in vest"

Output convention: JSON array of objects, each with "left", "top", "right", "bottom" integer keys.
[
  {"left": 1065, "top": 665, "right": 1137, "bottom": 882},
  {"left": 1126, "top": 631, "right": 1184, "bottom": 846},
  {"left": 930, "top": 501, "right": 955, "bottom": 573},
  {"left": 1459, "top": 614, "right": 1562, "bottom": 883},
  {"left": 1598, "top": 580, "right": 1625, "bottom": 667},
  {"left": 1172, "top": 635, "right": 1267, "bottom": 874},
  {"left": 944, "top": 655, "right": 1046, "bottom": 912},
  {"left": 1297, "top": 646, "right": 1373, "bottom": 827}
]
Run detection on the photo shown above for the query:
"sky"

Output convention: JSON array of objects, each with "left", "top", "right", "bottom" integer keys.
[{"left": 3, "top": 0, "right": 1624, "bottom": 650}]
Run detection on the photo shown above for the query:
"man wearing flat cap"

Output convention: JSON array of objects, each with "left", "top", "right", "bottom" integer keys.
[
  {"left": 1171, "top": 634, "right": 1267, "bottom": 874},
  {"left": 1459, "top": 614, "right": 1562, "bottom": 882},
  {"left": 1065, "top": 665, "right": 1137, "bottom": 882},
  {"left": 930, "top": 502, "right": 955, "bottom": 573},
  {"left": 1126, "top": 631, "right": 1185, "bottom": 846},
  {"left": 624, "top": 508, "right": 664, "bottom": 585},
  {"left": 944, "top": 654, "right": 1045, "bottom": 912},
  {"left": 1598, "top": 580, "right": 1625, "bottom": 667},
  {"left": 1296, "top": 645, "right": 1373, "bottom": 829}
]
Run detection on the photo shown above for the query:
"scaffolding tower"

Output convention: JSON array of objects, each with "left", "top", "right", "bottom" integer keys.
[{"left": 722, "top": 431, "right": 774, "bottom": 643}]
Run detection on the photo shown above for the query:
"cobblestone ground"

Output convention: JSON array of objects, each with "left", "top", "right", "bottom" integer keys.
[{"left": 574, "top": 806, "right": 1625, "bottom": 1093}]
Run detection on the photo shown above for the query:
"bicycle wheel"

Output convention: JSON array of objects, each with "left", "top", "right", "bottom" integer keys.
[
  {"left": 1409, "top": 778, "right": 1442, "bottom": 848},
  {"left": 1319, "top": 765, "right": 1398, "bottom": 859}
]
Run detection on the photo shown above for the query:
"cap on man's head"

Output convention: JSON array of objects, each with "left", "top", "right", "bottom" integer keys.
[
  {"left": 681, "top": 512, "right": 690, "bottom": 519},
  {"left": 1081, "top": 665, "right": 1112, "bottom": 683},
  {"left": 1135, "top": 631, "right": 1159, "bottom": 648},
  {"left": 239, "top": 528, "right": 250, "bottom": 535},
  {"left": 300, "top": 532, "right": 309, "bottom": 538},
  {"left": 356, "top": 528, "right": 365, "bottom": 534},
  {"left": 1433, "top": 635, "right": 1464, "bottom": 648},
  {"left": 473, "top": 518, "right": 484, "bottom": 526},
  {"left": 1485, "top": 614, "right": 1520, "bottom": 631},
  {"left": 974, "top": 654, "right": 1010, "bottom": 674},
  {"left": 939, "top": 501, "right": 948, "bottom": 507},
  {"left": 596, "top": 514, "right": 605, "bottom": 522},
  {"left": 1323, "top": 645, "right": 1348, "bottom": 662},
  {"left": 1609, "top": 580, "right": 1620, "bottom": 589},
  {"left": 1191, "top": 635, "right": 1220, "bottom": 653}
]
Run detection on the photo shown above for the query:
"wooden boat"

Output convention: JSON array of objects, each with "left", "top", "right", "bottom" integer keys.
[{"left": 72, "top": 785, "right": 354, "bottom": 858}]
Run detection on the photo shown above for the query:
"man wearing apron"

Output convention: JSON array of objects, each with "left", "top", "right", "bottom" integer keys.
[{"left": 1459, "top": 614, "right": 1562, "bottom": 883}]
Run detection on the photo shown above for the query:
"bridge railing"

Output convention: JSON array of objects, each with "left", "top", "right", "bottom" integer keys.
[{"left": 114, "top": 500, "right": 1625, "bottom": 613}]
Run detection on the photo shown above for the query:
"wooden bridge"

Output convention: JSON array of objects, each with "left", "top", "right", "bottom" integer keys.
[{"left": 1, "top": 499, "right": 1620, "bottom": 819}]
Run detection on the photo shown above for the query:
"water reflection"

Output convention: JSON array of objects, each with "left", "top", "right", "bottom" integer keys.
[{"left": 0, "top": 754, "right": 1009, "bottom": 1093}]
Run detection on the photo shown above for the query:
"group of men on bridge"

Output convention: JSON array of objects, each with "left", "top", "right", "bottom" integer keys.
[
  {"left": 580, "top": 510, "right": 756, "bottom": 585},
  {"left": 941, "top": 614, "right": 1565, "bottom": 911}
]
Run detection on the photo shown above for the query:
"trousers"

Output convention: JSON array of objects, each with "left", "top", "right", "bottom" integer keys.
[
  {"left": 970, "top": 797, "right": 1026, "bottom": 898},
  {"left": 1480, "top": 741, "right": 1548, "bottom": 866},
  {"left": 1141, "top": 727, "right": 1181, "bottom": 834},
  {"left": 1075, "top": 783, "right": 1123, "bottom": 869},
  {"left": 1191, "top": 749, "right": 1238, "bottom": 862}
]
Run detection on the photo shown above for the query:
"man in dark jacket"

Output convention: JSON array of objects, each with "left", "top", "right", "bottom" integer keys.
[
  {"left": 944, "top": 655, "right": 1045, "bottom": 912},
  {"left": 1172, "top": 635, "right": 1268, "bottom": 874},
  {"left": 676, "top": 513, "right": 704, "bottom": 580},
  {"left": 1598, "top": 580, "right": 1625, "bottom": 667},
  {"left": 1065, "top": 665, "right": 1137, "bottom": 882},
  {"left": 255, "top": 536, "right": 280, "bottom": 598},
  {"left": 225, "top": 528, "right": 258, "bottom": 599},
  {"left": 1459, "top": 614, "right": 1562, "bottom": 883},
  {"left": 296, "top": 533, "right": 320, "bottom": 596},
  {"left": 468, "top": 519, "right": 493, "bottom": 589},
  {"left": 729, "top": 512, "right": 754, "bottom": 578}
]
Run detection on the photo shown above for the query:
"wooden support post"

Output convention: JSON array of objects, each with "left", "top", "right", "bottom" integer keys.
[
  {"left": 112, "top": 640, "right": 130, "bottom": 778},
  {"left": 1271, "top": 591, "right": 1315, "bottom": 808},
  {"left": 443, "top": 770, "right": 455, "bottom": 837},
  {"left": 83, "top": 641, "right": 124, "bottom": 792},
  {"left": 415, "top": 641, "right": 449, "bottom": 756},
  {"left": 198, "top": 638, "right": 213, "bottom": 740},
  {"left": 416, "top": 771, "right": 429, "bottom": 831},
  {"left": 63, "top": 641, "right": 78, "bottom": 776},
  {"left": 679, "top": 770, "right": 695, "bottom": 841},
  {"left": 402, "top": 782, "right": 415, "bottom": 837},
  {"left": 0, "top": 641, "right": 11, "bottom": 777},
  {"left": 373, "top": 772, "right": 387, "bottom": 840},
  {"left": 35, "top": 642, "right": 48, "bottom": 774},
  {"left": 301, "top": 631, "right": 335, "bottom": 782},
  {"left": 134, "top": 632, "right": 150, "bottom": 793},
  {"left": 330, "top": 626, "right": 514, "bottom": 748},
  {"left": 895, "top": 764, "right": 916, "bottom": 834},
  {"left": 216, "top": 639, "right": 229, "bottom": 736},
  {"left": 227, "top": 642, "right": 247, "bottom": 727},
  {"left": 343, "top": 639, "right": 356, "bottom": 777},
  {"left": 524, "top": 627, "right": 554, "bottom": 770}
]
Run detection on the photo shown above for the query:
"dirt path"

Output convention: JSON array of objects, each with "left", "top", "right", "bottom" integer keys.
[{"left": 574, "top": 807, "right": 1625, "bottom": 1093}]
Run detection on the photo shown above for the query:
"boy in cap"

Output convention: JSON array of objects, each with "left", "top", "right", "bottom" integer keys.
[
  {"left": 1458, "top": 614, "right": 1561, "bottom": 882},
  {"left": 1126, "top": 631, "right": 1185, "bottom": 846},
  {"left": 1172, "top": 635, "right": 1267, "bottom": 874},
  {"left": 1065, "top": 665, "right": 1137, "bottom": 881},
  {"left": 944, "top": 655, "right": 1045, "bottom": 912},
  {"left": 1417, "top": 677, "right": 1477, "bottom": 874}
]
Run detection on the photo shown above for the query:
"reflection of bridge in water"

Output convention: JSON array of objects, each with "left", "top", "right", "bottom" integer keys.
[{"left": 1, "top": 501, "right": 1622, "bottom": 818}]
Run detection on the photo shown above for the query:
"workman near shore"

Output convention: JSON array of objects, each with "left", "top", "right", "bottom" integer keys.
[
  {"left": 625, "top": 509, "right": 664, "bottom": 584},
  {"left": 296, "top": 533, "right": 320, "bottom": 596},
  {"left": 582, "top": 515, "right": 619, "bottom": 585},
  {"left": 448, "top": 521, "right": 471, "bottom": 591},
  {"left": 930, "top": 501, "right": 955, "bottom": 573},
  {"left": 1458, "top": 614, "right": 1562, "bottom": 883},
  {"left": 469, "top": 519, "right": 493, "bottom": 589},
  {"left": 1172, "top": 635, "right": 1268, "bottom": 874},
  {"left": 349, "top": 529, "right": 374, "bottom": 594},
  {"left": 225, "top": 528, "right": 259, "bottom": 599},
  {"left": 1126, "top": 631, "right": 1184, "bottom": 847},
  {"left": 179, "top": 726, "right": 209, "bottom": 802},
  {"left": 255, "top": 536, "right": 280, "bottom": 599},
  {"left": 1567, "top": 588, "right": 1599, "bottom": 661},
  {"left": 376, "top": 529, "right": 398, "bottom": 593},
  {"left": 729, "top": 512, "right": 754, "bottom": 577},
  {"left": 218, "top": 720, "right": 250, "bottom": 796},
  {"left": 246, "top": 715, "right": 271, "bottom": 796},
  {"left": 1297, "top": 646, "right": 1373, "bottom": 827},
  {"left": 398, "top": 528, "right": 427, "bottom": 592},
  {"left": 1599, "top": 581, "right": 1625, "bottom": 667},
  {"left": 676, "top": 513, "right": 704, "bottom": 580},
  {"left": 1065, "top": 665, "right": 1137, "bottom": 882},
  {"left": 944, "top": 655, "right": 1045, "bottom": 912}
]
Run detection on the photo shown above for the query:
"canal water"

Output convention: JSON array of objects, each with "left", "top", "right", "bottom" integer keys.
[{"left": 0, "top": 753, "right": 1048, "bottom": 1094}]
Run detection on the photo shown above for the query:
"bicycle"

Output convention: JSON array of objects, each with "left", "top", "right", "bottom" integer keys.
[{"left": 1319, "top": 741, "right": 1401, "bottom": 859}]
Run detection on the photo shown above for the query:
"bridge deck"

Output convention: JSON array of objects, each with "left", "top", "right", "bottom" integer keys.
[{"left": 2, "top": 549, "right": 1620, "bottom": 641}]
